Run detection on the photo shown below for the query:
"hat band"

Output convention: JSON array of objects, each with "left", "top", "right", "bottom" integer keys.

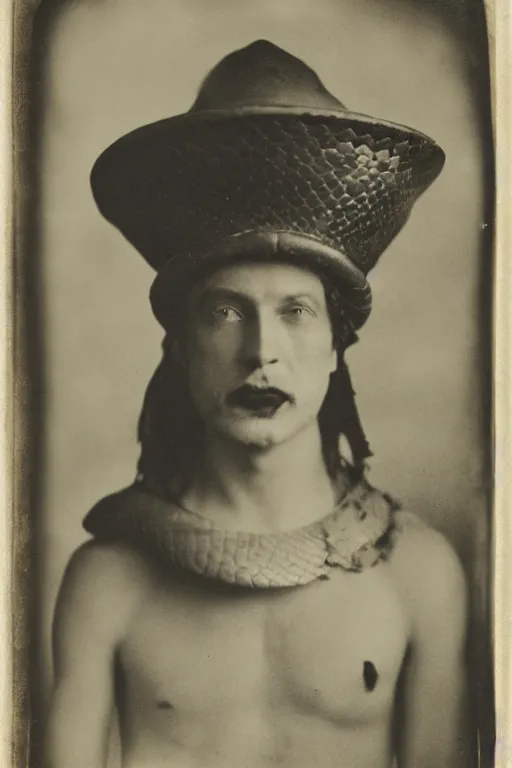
[{"left": 150, "top": 230, "right": 372, "bottom": 329}]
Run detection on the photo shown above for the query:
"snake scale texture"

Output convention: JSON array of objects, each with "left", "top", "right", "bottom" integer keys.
[{"left": 84, "top": 478, "right": 406, "bottom": 588}]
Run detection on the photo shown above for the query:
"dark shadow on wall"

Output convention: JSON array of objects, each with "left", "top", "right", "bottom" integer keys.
[{"left": 13, "top": 0, "right": 495, "bottom": 766}]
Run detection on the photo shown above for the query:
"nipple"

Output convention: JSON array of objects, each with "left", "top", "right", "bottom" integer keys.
[
  {"left": 363, "top": 661, "right": 378, "bottom": 692},
  {"left": 156, "top": 700, "right": 173, "bottom": 710}
]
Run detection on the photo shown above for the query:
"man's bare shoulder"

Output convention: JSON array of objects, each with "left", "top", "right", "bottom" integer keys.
[
  {"left": 60, "top": 538, "right": 156, "bottom": 604},
  {"left": 389, "top": 509, "right": 466, "bottom": 584},
  {"left": 64, "top": 537, "right": 153, "bottom": 580},
  {"left": 388, "top": 510, "right": 468, "bottom": 640},
  {"left": 54, "top": 540, "right": 156, "bottom": 648}
]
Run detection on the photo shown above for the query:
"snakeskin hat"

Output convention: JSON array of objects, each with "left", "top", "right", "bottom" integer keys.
[{"left": 91, "top": 40, "right": 445, "bottom": 332}]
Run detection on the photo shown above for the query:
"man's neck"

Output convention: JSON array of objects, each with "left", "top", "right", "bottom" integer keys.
[{"left": 179, "top": 424, "right": 344, "bottom": 533}]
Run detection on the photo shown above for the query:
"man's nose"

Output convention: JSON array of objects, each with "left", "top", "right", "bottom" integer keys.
[{"left": 243, "top": 311, "right": 281, "bottom": 368}]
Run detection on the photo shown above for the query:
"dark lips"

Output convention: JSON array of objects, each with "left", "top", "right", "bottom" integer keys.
[{"left": 227, "top": 385, "right": 291, "bottom": 415}]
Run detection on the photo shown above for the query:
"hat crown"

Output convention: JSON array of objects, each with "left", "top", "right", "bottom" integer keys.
[
  {"left": 91, "top": 40, "right": 445, "bottom": 334},
  {"left": 191, "top": 40, "right": 346, "bottom": 112}
]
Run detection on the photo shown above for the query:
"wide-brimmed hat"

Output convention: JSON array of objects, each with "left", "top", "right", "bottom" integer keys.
[{"left": 91, "top": 40, "right": 445, "bottom": 331}]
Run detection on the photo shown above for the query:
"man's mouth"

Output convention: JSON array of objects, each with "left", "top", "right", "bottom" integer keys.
[{"left": 227, "top": 385, "right": 292, "bottom": 417}]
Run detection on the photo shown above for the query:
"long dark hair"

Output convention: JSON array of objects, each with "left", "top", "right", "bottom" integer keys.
[{"left": 136, "top": 280, "right": 372, "bottom": 491}]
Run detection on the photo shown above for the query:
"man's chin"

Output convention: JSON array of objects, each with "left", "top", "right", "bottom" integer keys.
[
  {"left": 229, "top": 428, "right": 282, "bottom": 450},
  {"left": 217, "top": 418, "right": 290, "bottom": 450}
]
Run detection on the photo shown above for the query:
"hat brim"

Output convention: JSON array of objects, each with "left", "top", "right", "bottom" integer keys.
[
  {"left": 94, "top": 104, "right": 445, "bottom": 151},
  {"left": 91, "top": 108, "right": 444, "bottom": 331},
  {"left": 150, "top": 229, "right": 373, "bottom": 332}
]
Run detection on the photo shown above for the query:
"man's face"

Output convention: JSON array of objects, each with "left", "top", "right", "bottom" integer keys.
[{"left": 179, "top": 261, "right": 337, "bottom": 450}]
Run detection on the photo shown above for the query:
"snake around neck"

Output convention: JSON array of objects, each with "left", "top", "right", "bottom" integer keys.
[{"left": 83, "top": 475, "right": 410, "bottom": 589}]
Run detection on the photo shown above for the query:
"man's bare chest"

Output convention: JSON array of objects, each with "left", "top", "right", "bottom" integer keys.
[{"left": 118, "top": 565, "right": 410, "bottom": 726}]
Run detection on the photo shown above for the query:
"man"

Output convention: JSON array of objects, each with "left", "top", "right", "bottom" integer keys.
[{"left": 45, "top": 41, "right": 469, "bottom": 768}]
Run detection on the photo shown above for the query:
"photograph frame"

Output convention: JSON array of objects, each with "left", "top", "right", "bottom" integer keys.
[{"left": 1, "top": 1, "right": 509, "bottom": 766}]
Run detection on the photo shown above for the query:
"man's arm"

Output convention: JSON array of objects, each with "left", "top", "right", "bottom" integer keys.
[
  {"left": 45, "top": 541, "right": 147, "bottom": 768},
  {"left": 391, "top": 515, "right": 470, "bottom": 768}
]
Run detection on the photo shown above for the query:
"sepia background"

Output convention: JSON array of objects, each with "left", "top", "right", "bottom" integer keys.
[{"left": 22, "top": 0, "right": 493, "bottom": 762}]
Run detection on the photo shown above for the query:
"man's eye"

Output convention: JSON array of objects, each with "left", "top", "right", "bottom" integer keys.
[
  {"left": 281, "top": 306, "right": 314, "bottom": 323},
  {"left": 211, "top": 306, "right": 243, "bottom": 323}
]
